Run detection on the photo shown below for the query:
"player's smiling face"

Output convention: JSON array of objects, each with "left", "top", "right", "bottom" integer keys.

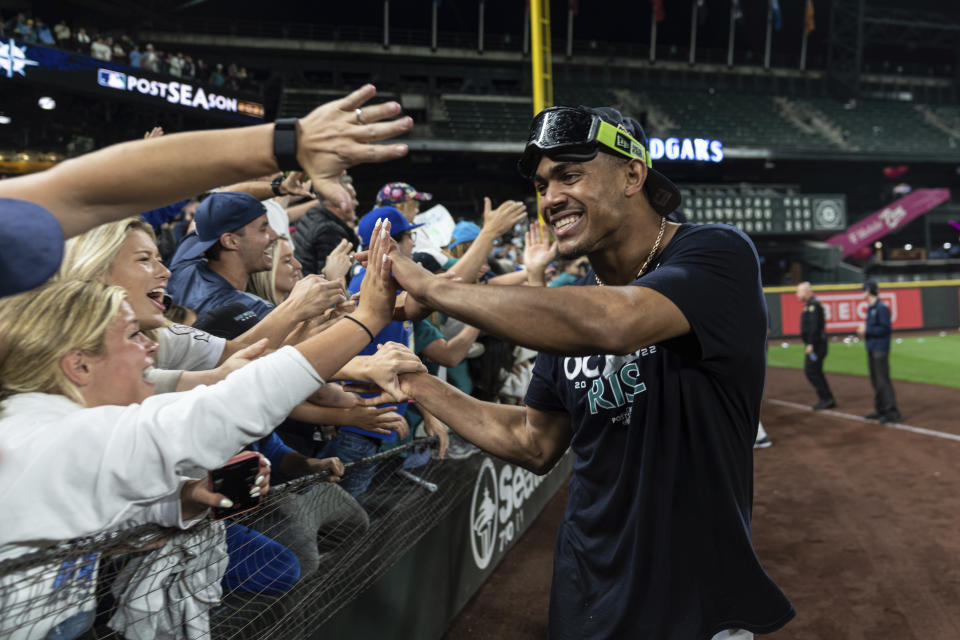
[{"left": 533, "top": 154, "right": 627, "bottom": 259}]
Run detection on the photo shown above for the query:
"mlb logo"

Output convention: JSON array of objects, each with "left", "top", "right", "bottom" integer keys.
[{"left": 97, "top": 68, "right": 126, "bottom": 90}]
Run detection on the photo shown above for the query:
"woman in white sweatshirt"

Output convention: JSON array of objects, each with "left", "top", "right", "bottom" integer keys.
[{"left": 0, "top": 218, "right": 399, "bottom": 639}]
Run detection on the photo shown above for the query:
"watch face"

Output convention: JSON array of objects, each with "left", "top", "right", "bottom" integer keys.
[{"left": 274, "top": 119, "right": 300, "bottom": 171}]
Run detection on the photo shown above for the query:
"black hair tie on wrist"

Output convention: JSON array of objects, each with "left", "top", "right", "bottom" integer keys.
[{"left": 343, "top": 315, "right": 375, "bottom": 343}]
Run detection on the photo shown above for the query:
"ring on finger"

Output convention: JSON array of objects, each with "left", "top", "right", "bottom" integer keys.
[{"left": 355, "top": 108, "right": 364, "bottom": 125}]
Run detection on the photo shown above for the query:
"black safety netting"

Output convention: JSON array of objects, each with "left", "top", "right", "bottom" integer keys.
[{"left": 0, "top": 436, "right": 484, "bottom": 640}]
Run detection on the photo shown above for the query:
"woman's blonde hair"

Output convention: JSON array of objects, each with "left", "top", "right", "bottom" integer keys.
[
  {"left": 0, "top": 281, "right": 128, "bottom": 405},
  {"left": 247, "top": 238, "right": 289, "bottom": 306},
  {"left": 57, "top": 217, "right": 163, "bottom": 340},
  {"left": 446, "top": 240, "right": 472, "bottom": 259},
  {"left": 58, "top": 217, "right": 157, "bottom": 283}
]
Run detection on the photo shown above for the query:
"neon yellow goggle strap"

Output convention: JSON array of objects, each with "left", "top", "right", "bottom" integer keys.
[{"left": 595, "top": 120, "right": 653, "bottom": 168}]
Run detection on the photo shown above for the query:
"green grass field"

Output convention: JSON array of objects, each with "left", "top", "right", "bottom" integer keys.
[{"left": 767, "top": 333, "right": 960, "bottom": 389}]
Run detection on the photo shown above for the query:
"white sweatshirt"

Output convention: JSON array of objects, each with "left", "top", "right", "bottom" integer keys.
[
  {"left": 0, "top": 346, "right": 322, "bottom": 639},
  {"left": 0, "top": 345, "right": 322, "bottom": 549}
]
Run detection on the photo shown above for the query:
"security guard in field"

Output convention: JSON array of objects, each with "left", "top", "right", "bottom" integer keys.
[
  {"left": 856, "top": 281, "right": 901, "bottom": 423},
  {"left": 797, "top": 281, "right": 836, "bottom": 410}
]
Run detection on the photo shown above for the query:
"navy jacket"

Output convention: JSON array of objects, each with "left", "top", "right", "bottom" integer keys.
[{"left": 864, "top": 299, "right": 892, "bottom": 352}]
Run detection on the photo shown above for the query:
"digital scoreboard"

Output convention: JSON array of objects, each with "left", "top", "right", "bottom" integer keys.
[{"left": 678, "top": 193, "right": 847, "bottom": 235}]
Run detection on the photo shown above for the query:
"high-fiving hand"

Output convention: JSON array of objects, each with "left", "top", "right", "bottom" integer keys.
[
  {"left": 296, "top": 85, "right": 413, "bottom": 213},
  {"left": 352, "top": 217, "right": 399, "bottom": 334},
  {"left": 523, "top": 222, "right": 558, "bottom": 286}
]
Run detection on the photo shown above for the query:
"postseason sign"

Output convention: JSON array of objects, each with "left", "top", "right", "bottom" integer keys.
[
  {"left": 96, "top": 68, "right": 263, "bottom": 119},
  {"left": 0, "top": 38, "right": 263, "bottom": 123}
]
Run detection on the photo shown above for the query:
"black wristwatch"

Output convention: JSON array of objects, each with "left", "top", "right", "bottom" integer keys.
[
  {"left": 273, "top": 118, "right": 300, "bottom": 171},
  {"left": 271, "top": 174, "right": 284, "bottom": 197}
]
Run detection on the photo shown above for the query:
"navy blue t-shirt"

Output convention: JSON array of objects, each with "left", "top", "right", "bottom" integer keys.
[
  {"left": 167, "top": 232, "right": 274, "bottom": 320},
  {"left": 524, "top": 224, "right": 794, "bottom": 639}
]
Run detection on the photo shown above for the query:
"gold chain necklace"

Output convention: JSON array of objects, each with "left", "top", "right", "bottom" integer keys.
[{"left": 595, "top": 215, "right": 666, "bottom": 286}]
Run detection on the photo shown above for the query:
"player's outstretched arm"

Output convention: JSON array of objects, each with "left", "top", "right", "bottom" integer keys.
[
  {"left": 0, "top": 85, "right": 411, "bottom": 238},
  {"left": 399, "top": 372, "right": 572, "bottom": 475},
  {"left": 386, "top": 248, "right": 689, "bottom": 356}
]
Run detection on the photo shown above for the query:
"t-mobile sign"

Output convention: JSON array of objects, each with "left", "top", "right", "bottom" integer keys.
[
  {"left": 780, "top": 288, "right": 924, "bottom": 335},
  {"left": 826, "top": 189, "right": 949, "bottom": 258}
]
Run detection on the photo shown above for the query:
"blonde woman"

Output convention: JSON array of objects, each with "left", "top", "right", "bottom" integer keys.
[
  {"left": 59, "top": 219, "right": 413, "bottom": 588},
  {"left": 0, "top": 219, "right": 398, "bottom": 638},
  {"left": 58, "top": 217, "right": 349, "bottom": 392},
  {"left": 248, "top": 236, "right": 304, "bottom": 306},
  {"left": 59, "top": 218, "right": 425, "bottom": 413},
  {"left": 249, "top": 235, "right": 354, "bottom": 305}
]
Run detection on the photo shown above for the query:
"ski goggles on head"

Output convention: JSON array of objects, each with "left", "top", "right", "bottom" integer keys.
[{"left": 517, "top": 106, "right": 652, "bottom": 180}]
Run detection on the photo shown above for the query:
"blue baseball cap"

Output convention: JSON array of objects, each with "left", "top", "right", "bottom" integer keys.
[
  {"left": 0, "top": 198, "right": 65, "bottom": 298},
  {"left": 447, "top": 221, "right": 482, "bottom": 248},
  {"left": 357, "top": 206, "right": 423, "bottom": 249},
  {"left": 181, "top": 192, "right": 267, "bottom": 260}
]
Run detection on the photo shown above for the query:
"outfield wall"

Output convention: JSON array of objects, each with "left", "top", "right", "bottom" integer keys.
[{"left": 764, "top": 280, "right": 960, "bottom": 339}]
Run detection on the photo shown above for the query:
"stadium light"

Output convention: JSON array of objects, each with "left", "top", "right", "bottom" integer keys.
[
  {"left": 945, "top": 243, "right": 952, "bottom": 249},
  {"left": 874, "top": 241, "right": 883, "bottom": 248},
  {"left": 38, "top": 96, "right": 56, "bottom": 110},
  {"left": 904, "top": 243, "right": 913, "bottom": 250},
  {"left": 0, "top": 114, "right": 10, "bottom": 124}
]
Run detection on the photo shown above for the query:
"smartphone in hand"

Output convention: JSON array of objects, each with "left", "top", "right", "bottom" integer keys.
[{"left": 210, "top": 451, "right": 262, "bottom": 520}]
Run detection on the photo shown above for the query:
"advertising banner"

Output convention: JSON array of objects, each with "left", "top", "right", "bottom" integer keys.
[
  {"left": 0, "top": 37, "right": 263, "bottom": 123},
  {"left": 826, "top": 189, "right": 950, "bottom": 258},
  {"left": 780, "top": 288, "right": 924, "bottom": 334}
]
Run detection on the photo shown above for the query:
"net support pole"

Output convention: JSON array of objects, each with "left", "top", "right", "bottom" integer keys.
[
  {"left": 727, "top": 0, "right": 736, "bottom": 66},
  {"left": 764, "top": 0, "right": 773, "bottom": 69},
  {"left": 649, "top": 3, "right": 658, "bottom": 62},
  {"left": 478, "top": 0, "right": 485, "bottom": 54},
  {"left": 382, "top": 0, "right": 390, "bottom": 49},
  {"left": 800, "top": 28, "right": 809, "bottom": 70},
  {"left": 689, "top": 0, "right": 698, "bottom": 65}
]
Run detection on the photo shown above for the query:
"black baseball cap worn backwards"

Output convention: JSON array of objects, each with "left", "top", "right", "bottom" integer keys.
[{"left": 518, "top": 105, "right": 682, "bottom": 217}]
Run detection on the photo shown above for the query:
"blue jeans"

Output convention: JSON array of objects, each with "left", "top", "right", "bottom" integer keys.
[
  {"left": 319, "top": 430, "right": 380, "bottom": 497},
  {"left": 45, "top": 610, "right": 95, "bottom": 640},
  {"left": 222, "top": 522, "right": 300, "bottom": 594}
]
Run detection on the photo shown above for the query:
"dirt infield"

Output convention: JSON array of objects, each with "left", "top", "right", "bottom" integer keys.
[{"left": 445, "top": 367, "right": 960, "bottom": 639}]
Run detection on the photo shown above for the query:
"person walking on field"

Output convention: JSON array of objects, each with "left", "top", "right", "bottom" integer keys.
[
  {"left": 797, "top": 281, "right": 835, "bottom": 410},
  {"left": 857, "top": 281, "right": 901, "bottom": 423}
]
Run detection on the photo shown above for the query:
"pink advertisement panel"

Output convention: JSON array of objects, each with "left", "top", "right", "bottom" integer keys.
[{"left": 826, "top": 189, "right": 950, "bottom": 257}]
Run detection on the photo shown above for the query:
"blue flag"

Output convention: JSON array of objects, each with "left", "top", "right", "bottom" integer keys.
[{"left": 771, "top": 0, "right": 782, "bottom": 30}]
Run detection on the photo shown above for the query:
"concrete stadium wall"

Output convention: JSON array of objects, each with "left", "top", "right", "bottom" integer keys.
[{"left": 765, "top": 280, "right": 960, "bottom": 339}]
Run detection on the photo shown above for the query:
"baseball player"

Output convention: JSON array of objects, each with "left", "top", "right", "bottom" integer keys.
[{"left": 383, "top": 106, "right": 794, "bottom": 639}]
